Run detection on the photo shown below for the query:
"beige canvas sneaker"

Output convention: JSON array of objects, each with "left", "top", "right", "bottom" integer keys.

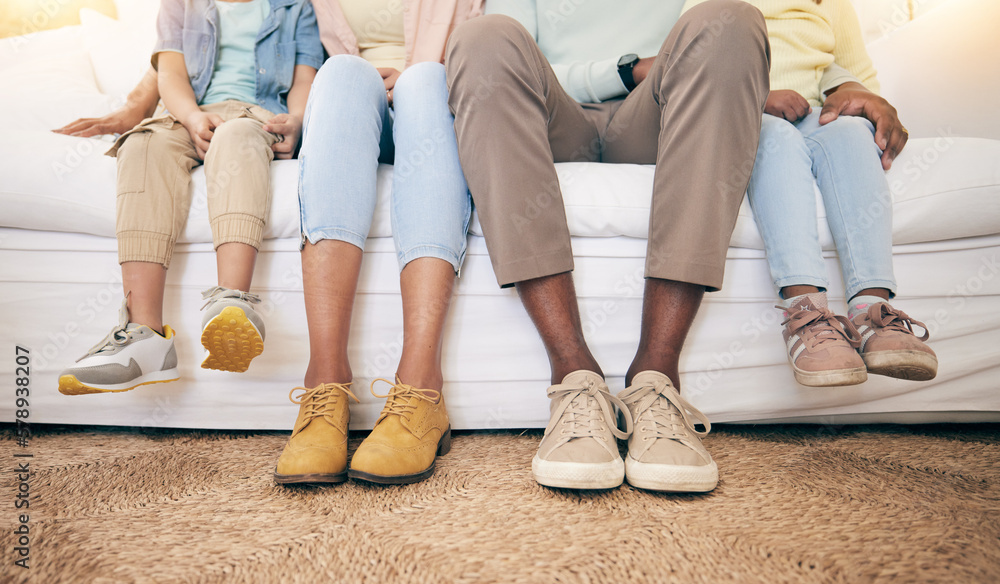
[
  {"left": 531, "top": 370, "right": 633, "bottom": 490},
  {"left": 619, "top": 371, "right": 718, "bottom": 493},
  {"left": 781, "top": 293, "right": 867, "bottom": 387},
  {"left": 852, "top": 302, "right": 938, "bottom": 381}
]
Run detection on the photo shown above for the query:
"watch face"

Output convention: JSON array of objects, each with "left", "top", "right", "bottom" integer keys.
[{"left": 618, "top": 54, "right": 639, "bottom": 68}]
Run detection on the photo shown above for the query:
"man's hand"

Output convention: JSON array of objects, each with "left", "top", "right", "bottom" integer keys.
[
  {"left": 765, "top": 89, "right": 811, "bottom": 122},
  {"left": 53, "top": 104, "right": 147, "bottom": 137},
  {"left": 632, "top": 57, "right": 655, "bottom": 87},
  {"left": 263, "top": 114, "right": 303, "bottom": 160},
  {"left": 181, "top": 111, "right": 224, "bottom": 160},
  {"left": 820, "top": 81, "right": 907, "bottom": 170},
  {"left": 379, "top": 67, "right": 401, "bottom": 105}
]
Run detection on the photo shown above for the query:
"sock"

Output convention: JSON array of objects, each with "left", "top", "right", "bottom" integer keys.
[
  {"left": 128, "top": 322, "right": 165, "bottom": 337},
  {"left": 848, "top": 295, "right": 886, "bottom": 319},
  {"left": 782, "top": 291, "right": 828, "bottom": 311}
]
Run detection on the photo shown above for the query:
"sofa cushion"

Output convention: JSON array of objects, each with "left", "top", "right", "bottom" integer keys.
[{"left": 3, "top": 132, "right": 999, "bottom": 250}]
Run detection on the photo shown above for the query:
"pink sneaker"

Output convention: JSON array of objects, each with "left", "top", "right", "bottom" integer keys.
[
  {"left": 780, "top": 294, "right": 867, "bottom": 387},
  {"left": 852, "top": 302, "right": 937, "bottom": 381}
]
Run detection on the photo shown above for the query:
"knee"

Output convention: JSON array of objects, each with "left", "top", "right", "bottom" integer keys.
[
  {"left": 314, "top": 54, "right": 384, "bottom": 96},
  {"left": 811, "top": 115, "right": 876, "bottom": 147},
  {"left": 445, "top": 14, "right": 534, "bottom": 84},
  {"left": 680, "top": 0, "right": 768, "bottom": 63},
  {"left": 393, "top": 62, "right": 446, "bottom": 103},
  {"left": 210, "top": 118, "right": 263, "bottom": 148}
]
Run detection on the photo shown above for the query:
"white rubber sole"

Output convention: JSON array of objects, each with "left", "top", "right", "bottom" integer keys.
[
  {"left": 58, "top": 368, "right": 180, "bottom": 395},
  {"left": 624, "top": 454, "right": 719, "bottom": 493},
  {"left": 792, "top": 364, "right": 868, "bottom": 387},
  {"left": 531, "top": 454, "right": 625, "bottom": 490},
  {"left": 863, "top": 350, "right": 938, "bottom": 381}
]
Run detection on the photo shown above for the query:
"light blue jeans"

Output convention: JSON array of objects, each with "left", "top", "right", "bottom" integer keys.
[
  {"left": 298, "top": 55, "right": 472, "bottom": 272},
  {"left": 748, "top": 111, "right": 897, "bottom": 300}
]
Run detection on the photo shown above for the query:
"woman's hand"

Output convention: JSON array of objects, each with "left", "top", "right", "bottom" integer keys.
[
  {"left": 264, "top": 114, "right": 303, "bottom": 160},
  {"left": 821, "top": 81, "right": 908, "bottom": 170},
  {"left": 53, "top": 67, "right": 160, "bottom": 137},
  {"left": 53, "top": 105, "right": 147, "bottom": 138},
  {"left": 181, "top": 111, "right": 224, "bottom": 160},
  {"left": 765, "top": 90, "right": 812, "bottom": 122},
  {"left": 379, "top": 68, "right": 401, "bottom": 105}
]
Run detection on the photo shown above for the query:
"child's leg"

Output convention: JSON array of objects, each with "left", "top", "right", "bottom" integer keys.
[
  {"left": 122, "top": 261, "right": 167, "bottom": 334},
  {"left": 749, "top": 114, "right": 866, "bottom": 387},
  {"left": 116, "top": 117, "right": 201, "bottom": 327},
  {"left": 59, "top": 118, "right": 198, "bottom": 394},
  {"left": 800, "top": 112, "right": 936, "bottom": 380},
  {"left": 798, "top": 111, "right": 896, "bottom": 302},
  {"left": 196, "top": 102, "right": 279, "bottom": 372},
  {"left": 202, "top": 102, "right": 280, "bottom": 290},
  {"left": 748, "top": 114, "right": 829, "bottom": 298}
]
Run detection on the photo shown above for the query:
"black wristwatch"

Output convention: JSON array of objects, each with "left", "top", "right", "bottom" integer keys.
[{"left": 617, "top": 53, "right": 640, "bottom": 92}]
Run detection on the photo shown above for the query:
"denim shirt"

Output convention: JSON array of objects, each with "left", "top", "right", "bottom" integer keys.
[{"left": 153, "top": 0, "right": 325, "bottom": 115}]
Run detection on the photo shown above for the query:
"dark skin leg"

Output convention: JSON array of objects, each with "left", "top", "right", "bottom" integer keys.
[
  {"left": 624, "top": 278, "right": 704, "bottom": 391},
  {"left": 515, "top": 272, "right": 602, "bottom": 384}
]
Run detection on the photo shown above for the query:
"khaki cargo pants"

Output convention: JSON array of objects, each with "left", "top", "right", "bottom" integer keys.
[{"left": 108, "top": 100, "right": 280, "bottom": 268}]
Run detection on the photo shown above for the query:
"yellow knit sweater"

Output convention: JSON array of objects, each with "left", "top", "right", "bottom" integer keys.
[{"left": 680, "top": 0, "right": 879, "bottom": 106}]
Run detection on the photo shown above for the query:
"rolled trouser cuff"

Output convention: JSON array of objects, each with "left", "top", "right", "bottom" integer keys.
[
  {"left": 118, "top": 231, "right": 173, "bottom": 268},
  {"left": 212, "top": 213, "right": 264, "bottom": 250}
]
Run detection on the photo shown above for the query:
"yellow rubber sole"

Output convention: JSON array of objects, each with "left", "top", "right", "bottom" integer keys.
[
  {"left": 58, "top": 374, "right": 179, "bottom": 396},
  {"left": 200, "top": 306, "right": 264, "bottom": 373}
]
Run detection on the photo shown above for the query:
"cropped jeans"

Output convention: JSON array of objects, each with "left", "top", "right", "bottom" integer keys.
[
  {"left": 298, "top": 55, "right": 472, "bottom": 272},
  {"left": 748, "top": 111, "right": 897, "bottom": 300}
]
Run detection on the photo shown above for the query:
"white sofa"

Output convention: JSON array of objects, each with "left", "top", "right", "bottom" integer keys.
[{"left": 2, "top": 0, "right": 999, "bottom": 430}]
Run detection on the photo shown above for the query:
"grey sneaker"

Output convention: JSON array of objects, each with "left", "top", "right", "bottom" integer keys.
[
  {"left": 58, "top": 299, "right": 179, "bottom": 395},
  {"left": 531, "top": 370, "right": 633, "bottom": 490},
  {"left": 200, "top": 286, "right": 265, "bottom": 372},
  {"left": 619, "top": 371, "right": 718, "bottom": 492}
]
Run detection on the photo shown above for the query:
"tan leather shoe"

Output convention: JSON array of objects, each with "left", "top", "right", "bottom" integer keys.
[
  {"left": 274, "top": 382, "right": 359, "bottom": 485},
  {"left": 348, "top": 377, "right": 451, "bottom": 485}
]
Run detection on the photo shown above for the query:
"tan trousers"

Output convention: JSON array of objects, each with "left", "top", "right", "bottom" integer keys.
[
  {"left": 108, "top": 100, "right": 280, "bottom": 268},
  {"left": 445, "top": 1, "right": 770, "bottom": 290}
]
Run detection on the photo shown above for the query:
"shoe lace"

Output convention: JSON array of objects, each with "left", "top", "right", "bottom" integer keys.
[
  {"left": 544, "top": 377, "right": 633, "bottom": 443},
  {"left": 781, "top": 304, "right": 862, "bottom": 349},
  {"left": 200, "top": 286, "right": 262, "bottom": 310},
  {"left": 288, "top": 382, "right": 359, "bottom": 434},
  {"left": 865, "top": 303, "right": 930, "bottom": 341},
  {"left": 370, "top": 377, "right": 441, "bottom": 424},
  {"left": 79, "top": 296, "right": 134, "bottom": 361},
  {"left": 619, "top": 381, "right": 711, "bottom": 443}
]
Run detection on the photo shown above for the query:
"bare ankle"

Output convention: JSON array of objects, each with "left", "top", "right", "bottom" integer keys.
[{"left": 304, "top": 362, "right": 352, "bottom": 388}]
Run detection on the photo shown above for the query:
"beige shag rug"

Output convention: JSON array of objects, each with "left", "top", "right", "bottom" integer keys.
[{"left": 3, "top": 424, "right": 999, "bottom": 583}]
